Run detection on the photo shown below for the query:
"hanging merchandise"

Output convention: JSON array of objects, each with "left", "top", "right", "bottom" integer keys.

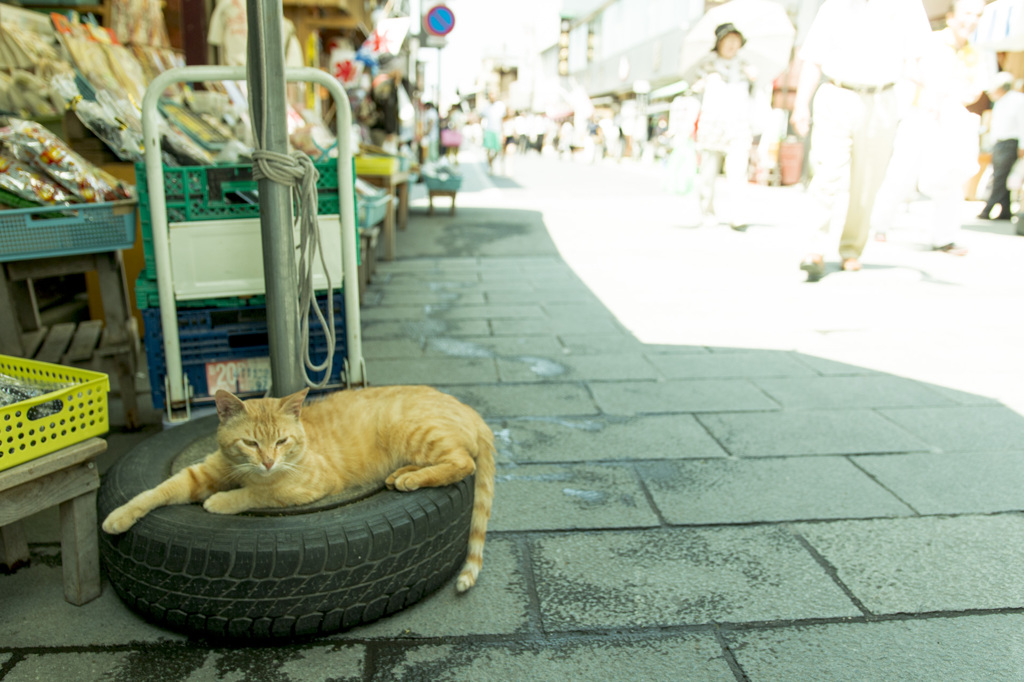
[
  {"left": 51, "top": 14, "right": 151, "bottom": 106},
  {"left": 329, "top": 45, "right": 362, "bottom": 87},
  {"left": 360, "top": 17, "right": 410, "bottom": 58},
  {"left": 207, "top": 0, "right": 303, "bottom": 69},
  {"left": 0, "top": 10, "right": 74, "bottom": 117},
  {"left": 109, "top": 0, "right": 171, "bottom": 48}
]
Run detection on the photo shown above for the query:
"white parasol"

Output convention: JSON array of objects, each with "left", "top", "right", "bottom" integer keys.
[{"left": 679, "top": 0, "right": 796, "bottom": 83}]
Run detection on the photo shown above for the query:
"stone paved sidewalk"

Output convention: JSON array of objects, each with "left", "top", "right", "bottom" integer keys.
[{"left": 2, "top": 153, "right": 1024, "bottom": 681}]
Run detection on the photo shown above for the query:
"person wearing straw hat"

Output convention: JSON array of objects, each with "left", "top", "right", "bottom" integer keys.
[{"left": 686, "top": 22, "right": 758, "bottom": 230}]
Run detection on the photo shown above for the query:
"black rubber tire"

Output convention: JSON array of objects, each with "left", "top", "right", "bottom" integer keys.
[{"left": 97, "top": 415, "right": 473, "bottom": 639}]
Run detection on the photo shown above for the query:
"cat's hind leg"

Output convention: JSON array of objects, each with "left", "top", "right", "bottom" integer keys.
[{"left": 389, "top": 451, "right": 475, "bottom": 492}]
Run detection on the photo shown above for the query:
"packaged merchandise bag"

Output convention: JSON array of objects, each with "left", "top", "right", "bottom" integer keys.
[{"left": 0, "top": 119, "right": 132, "bottom": 202}]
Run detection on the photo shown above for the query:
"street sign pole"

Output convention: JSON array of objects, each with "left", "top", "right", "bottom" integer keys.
[
  {"left": 246, "top": 0, "right": 303, "bottom": 397},
  {"left": 424, "top": 4, "right": 454, "bottom": 113}
]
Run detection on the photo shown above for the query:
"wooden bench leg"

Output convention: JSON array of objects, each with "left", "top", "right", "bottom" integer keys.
[
  {"left": 428, "top": 191, "right": 435, "bottom": 216},
  {"left": 0, "top": 522, "right": 30, "bottom": 572},
  {"left": 59, "top": 490, "right": 101, "bottom": 605}
]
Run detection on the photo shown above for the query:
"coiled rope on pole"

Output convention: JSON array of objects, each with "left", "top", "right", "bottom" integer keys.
[{"left": 246, "top": 1, "right": 336, "bottom": 389}]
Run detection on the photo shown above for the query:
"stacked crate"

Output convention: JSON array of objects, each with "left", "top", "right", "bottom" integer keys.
[{"left": 135, "top": 162, "right": 355, "bottom": 409}]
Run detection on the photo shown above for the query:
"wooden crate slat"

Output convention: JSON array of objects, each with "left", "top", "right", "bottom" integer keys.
[
  {"left": 62, "top": 320, "right": 104, "bottom": 363},
  {"left": 34, "top": 323, "right": 76, "bottom": 364}
]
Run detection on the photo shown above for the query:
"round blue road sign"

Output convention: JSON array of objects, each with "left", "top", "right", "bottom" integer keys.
[{"left": 425, "top": 5, "right": 455, "bottom": 37}]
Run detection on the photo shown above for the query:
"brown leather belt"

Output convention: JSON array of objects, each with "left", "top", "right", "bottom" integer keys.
[{"left": 827, "top": 78, "right": 895, "bottom": 94}]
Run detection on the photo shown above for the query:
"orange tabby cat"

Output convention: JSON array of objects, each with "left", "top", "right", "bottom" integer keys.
[{"left": 102, "top": 385, "right": 495, "bottom": 592}]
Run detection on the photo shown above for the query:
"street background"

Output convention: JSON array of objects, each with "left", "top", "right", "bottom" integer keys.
[{"left": 2, "top": 146, "right": 1024, "bottom": 680}]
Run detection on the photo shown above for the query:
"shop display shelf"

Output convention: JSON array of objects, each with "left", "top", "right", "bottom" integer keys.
[{"left": 0, "top": 200, "right": 136, "bottom": 261}]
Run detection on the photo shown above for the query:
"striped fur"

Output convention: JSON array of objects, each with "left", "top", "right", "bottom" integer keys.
[{"left": 102, "top": 386, "right": 496, "bottom": 591}]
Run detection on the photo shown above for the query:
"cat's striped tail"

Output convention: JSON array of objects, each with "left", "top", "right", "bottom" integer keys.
[{"left": 456, "top": 429, "right": 495, "bottom": 592}]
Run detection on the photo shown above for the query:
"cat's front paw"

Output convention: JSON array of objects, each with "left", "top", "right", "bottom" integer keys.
[
  {"left": 203, "top": 492, "right": 250, "bottom": 515},
  {"left": 386, "top": 465, "right": 423, "bottom": 491},
  {"left": 102, "top": 505, "right": 141, "bottom": 534}
]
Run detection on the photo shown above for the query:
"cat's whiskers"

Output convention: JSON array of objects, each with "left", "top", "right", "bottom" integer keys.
[{"left": 273, "top": 459, "right": 304, "bottom": 475}]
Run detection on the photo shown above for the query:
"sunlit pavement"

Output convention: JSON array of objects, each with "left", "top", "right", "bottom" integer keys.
[
  {"left": 2, "top": 145, "right": 1023, "bottom": 680},
  {"left": 454, "top": 145, "right": 1024, "bottom": 417}
]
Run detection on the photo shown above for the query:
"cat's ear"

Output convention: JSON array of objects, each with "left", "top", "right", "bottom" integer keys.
[
  {"left": 214, "top": 390, "right": 247, "bottom": 422},
  {"left": 279, "top": 388, "right": 309, "bottom": 420}
]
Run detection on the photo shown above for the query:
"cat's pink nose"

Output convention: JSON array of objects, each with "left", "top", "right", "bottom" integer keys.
[{"left": 263, "top": 461, "right": 273, "bottom": 471}]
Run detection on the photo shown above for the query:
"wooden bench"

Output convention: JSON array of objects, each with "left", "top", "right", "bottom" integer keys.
[
  {"left": 0, "top": 438, "right": 105, "bottom": 605},
  {"left": 428, "top": 189, "right": 457, "bottom": 216},
  {"left": 0, "top": 253, "right": 140, "bottom": 429}
]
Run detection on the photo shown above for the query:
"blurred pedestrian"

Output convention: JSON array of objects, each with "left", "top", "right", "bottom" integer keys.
[
  {"left": 599, "top": 116, "right": 621, "bottom": 161},
  {"left": 443, "top": 103, "right": 466, "bottom": 164},
  {"left": 872, "top": 0, "right": 994, "bottom": 256},
  {"left": 686, "top": 22, "right": 757, "bottom": 230},
  {"left": 482, "top": 92, "right": 507, "bottom": 174},
  {"left": 422, "top": 101, "right": 440, "bottom": 162},
  {"left": 978, "top": 72, "right": 1024, "bottom": 221},
  {"left": 558, "top": 119, "right": 575, "bottom": 159},
  {"left": 793, "top": 0, "right": 932, "bottom": 280}
]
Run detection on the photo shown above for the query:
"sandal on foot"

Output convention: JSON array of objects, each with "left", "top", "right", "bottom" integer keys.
[
  {"left": 841, "top": 258, "right": 862, "bottom": 272},
  {"left": 799, "top": 255, "right": 825, "bottom": 281}
]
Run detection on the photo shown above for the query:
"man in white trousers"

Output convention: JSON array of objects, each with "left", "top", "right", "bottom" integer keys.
[{"left": 792, "top": 0, "right": 932, "bottom": 280}]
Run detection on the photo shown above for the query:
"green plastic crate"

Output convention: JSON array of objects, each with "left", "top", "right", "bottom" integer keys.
[
  {"left": 134, "top": 274, "right": 270, "bottom": 310},
  {"left": 136, "top": 161, "right": 357, "bottom": 280}
]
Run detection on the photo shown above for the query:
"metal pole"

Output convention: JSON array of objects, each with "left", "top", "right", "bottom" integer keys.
[{"left": 246, "top": 0, "right": 303, "bottom": 397}]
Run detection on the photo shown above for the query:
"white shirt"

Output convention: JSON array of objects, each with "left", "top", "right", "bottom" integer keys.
[
  {"left": 424, "top": 107, "right": 439, "bottom": 143},
  {"left": 990, "top": 90, "right": 1024, "bottom": 142},
  {"left": 208, "top": 0, "right": 302, "bottom": 68},
  {"left": 800, "top": 0, "right": 931, "bottom": 86},
  {"left": 482, "top": 101, "right": 506, "bottom": 134}
]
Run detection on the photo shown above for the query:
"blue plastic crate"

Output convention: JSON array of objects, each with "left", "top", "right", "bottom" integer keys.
[
  {"left": 423, "top": 175, "right": 462, "bottom": 192},
  {"left": 0, "top": 201, "right": 136, "bottom": 261},
  {"left": 358, "top": 193, "right": 390, "bottom": 228},
  {"left": 143, "top": 293, "right": 347, "bottom": 409}
]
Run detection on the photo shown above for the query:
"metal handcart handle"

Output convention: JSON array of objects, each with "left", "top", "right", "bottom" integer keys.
[{"left": 140, "top": 66, "right": 364, "bottom": 415}]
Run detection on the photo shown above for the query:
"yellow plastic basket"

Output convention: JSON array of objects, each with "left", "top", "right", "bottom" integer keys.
[
  {"left": 0, "top": 355, "right": 110, "bottom": 472},
  {"left": 354, "top": 155, "right": 399, "bottom": 175}
]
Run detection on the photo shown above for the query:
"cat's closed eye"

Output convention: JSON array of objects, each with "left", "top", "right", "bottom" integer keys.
[
  {"left": 276, "top": 437, "right": 288, "bottom": 446},
  {"left": 242, "top": 439, "right": 258, "bottom": 448}
]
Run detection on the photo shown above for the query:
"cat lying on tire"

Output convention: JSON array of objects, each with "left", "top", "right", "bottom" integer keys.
[{"left": 102, "top": 385, "right": 495, "bottom": 592}]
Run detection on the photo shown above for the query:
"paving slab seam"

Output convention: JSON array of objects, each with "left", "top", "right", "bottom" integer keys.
[
  {"left": 512, "top": 534, "right": 546, "bottom": 635},
  {"left": 0, "top": 654, "right": 18, "bottom": 680},
  {"left": 844, "top": 456, "right": 922, "bottom": 515},
  {"left": 712, "top": 627, "right": 751, "bottom": 682},
  {"left": 786, "top": 528, "right": 872, "bottom": 616},
  {"left": 5, "top": 609, "right": 1023, "bottom": 660},
  {"left": 627, "top": 462, "right": 671, "bottom": 526},
  {"left": 709, "top": 606, "right": 1024, "bottom": 632},
  {"left": 487, "top": 510, "right": 1022, "bottom": 536}
]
